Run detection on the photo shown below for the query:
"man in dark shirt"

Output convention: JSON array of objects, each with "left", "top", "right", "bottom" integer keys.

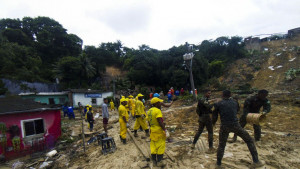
[
  {"left": 231, "top": 89, "right": 271, "bottom": 142},
  {"left": 191, "top": 89, "right": 214, "bottom": 152},
  {"left": 212, "top": 90, "right": 264, "bottom": 168}
]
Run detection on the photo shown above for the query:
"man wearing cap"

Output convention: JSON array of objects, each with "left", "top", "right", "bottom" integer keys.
[
  {"left": 110, "top": 100, "right": 115, "bottom": 111},
  {"left": 85, "top": 105, "right": 93, "bottom": 129},
  {"left": 128, "top": 95, "right": 135, "bottom": 117},
  {"left": 148, "top": 97, "right": 167, "bottom": 167},
  {"left": 133, "top": 93, "right": 150, "bottom": 137},
  {"left": 153, "top": 93, "right": 173, "bottom": 108},
  {"left": 119, "top": 98, "right": 129, "bottom": 144},
  {"left": 86, "top": 106, "right": 94, "bottom": 132}
]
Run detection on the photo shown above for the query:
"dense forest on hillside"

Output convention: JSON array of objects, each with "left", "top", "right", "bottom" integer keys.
[{"left": 0, "top": 17, "right": 248, "bottom": 92}]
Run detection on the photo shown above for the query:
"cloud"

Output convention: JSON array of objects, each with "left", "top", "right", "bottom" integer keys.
[
  {"left": 1, "top": 0, "right": 300, "bottom": 50},
  {"left": 87, "top": 2, "right": 151, "bottom": 35}
]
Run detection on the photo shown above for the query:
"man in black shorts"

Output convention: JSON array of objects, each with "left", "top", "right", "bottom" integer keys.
[{"left": 102, "top": 98, "right": 109, "bottom": 133}]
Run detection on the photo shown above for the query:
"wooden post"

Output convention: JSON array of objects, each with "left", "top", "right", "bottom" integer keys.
[
  {"left": 127, "top": 129, "right": 150, "bottom": 161},
  {"left": 80, "top": 106, "right": 86, "bottom": 153}
]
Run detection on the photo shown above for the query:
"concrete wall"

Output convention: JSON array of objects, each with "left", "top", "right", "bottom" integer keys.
[
  {"left": 0, "top": 110, "right": 61, "bottom": 160},
  {"left": 72, "top": 92, "right": 113, "bottom": 108}
]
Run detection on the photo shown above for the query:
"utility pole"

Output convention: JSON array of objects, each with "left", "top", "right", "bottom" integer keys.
[{"left": 183, "top": 44, "right": 197, "bottom": 101}]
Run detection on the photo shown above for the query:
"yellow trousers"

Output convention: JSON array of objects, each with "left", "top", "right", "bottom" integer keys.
[
  {"left": 150, "top": 138, "right": 166, "bottom": 154},
  {"left": 131, "top": 106, "right": 135, "bottom": 116},
  {"left": 133, "top": 117, "right": 148, "bottom": 130},
  {"left": 119, "top": 119, "right": 127, "bottom": 139}
]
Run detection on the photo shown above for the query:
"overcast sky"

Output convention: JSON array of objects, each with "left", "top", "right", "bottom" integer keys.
[{"left": 1, "top": 0, "right": 299, "bottom": 50}]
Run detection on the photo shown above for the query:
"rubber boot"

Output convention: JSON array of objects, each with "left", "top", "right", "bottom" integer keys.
[
  {"left": 134, "top": 130, "right": 138, "bottom": 137},
  {"left": 157, "top": 154, "right": 166, "bottom": 167},
  {"left": 122, "top": 138, "right": 126, "bottom": 144},
  {"left": 151, "top": 154, "right": 157, "bottom": 167},
  {"left": 145, "top": 129, "right": 150, "bottom": 137}
]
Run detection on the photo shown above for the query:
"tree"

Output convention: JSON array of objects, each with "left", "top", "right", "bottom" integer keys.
[
  {"left": 208, "top": 60, "right": 225, "bottom": 78},
  {"left": 53, "top": 56, "right": 82, "bottom": 88},
  {"left": 1, "top": 28, "right": 32, "bottom": 46}
]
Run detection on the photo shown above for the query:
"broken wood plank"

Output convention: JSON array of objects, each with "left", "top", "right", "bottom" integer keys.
[
  {"left": 165, "top": 150, "right": 176, "bottom": 162},
  {"left": 127, "top": 129, "right": 150, "bottom": 161}
]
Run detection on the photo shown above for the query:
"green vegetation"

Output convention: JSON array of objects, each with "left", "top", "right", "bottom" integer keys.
[
  {"left": 285, "top": 68, "right": 300, "bottom": 81},
  {"left": 0, "top": 17, "right": 248, "bottom": 91},
  {"left": 177, "top": 91, "right": 196, "bottom": 105}
]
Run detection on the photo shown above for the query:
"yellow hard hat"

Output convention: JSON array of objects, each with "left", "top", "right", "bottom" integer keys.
[
  {"left": 121, "top": 96, "right": 125, "bottom": 98},
  {"left": 120, "top": 98, "right": 128, "bottom": 103},
  {"left": 89, "top": 105, "right": 92, "bottom": 108},
  {"left": 151, "top": 97, "right": 163, "bottom": 105},
  {"left": 137, "top": 93, "right": 144, "bottom": 98},
  {"left": 128, "top": 95, "right": 133, "bottom": 98}
]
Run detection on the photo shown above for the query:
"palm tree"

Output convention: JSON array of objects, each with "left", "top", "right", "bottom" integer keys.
[{"left": 78, "top": 53, "right": 96, "bottom": 87}]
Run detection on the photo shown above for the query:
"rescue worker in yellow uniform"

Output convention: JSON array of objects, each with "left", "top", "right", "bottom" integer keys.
[
  {"left": 85, "top": 105, "right": 93, "bottom": 129},
  {"left": 110, "top": 100, "right": 115, "bottom": 111},
  {"left": 148, "top": 97, "right": 166, "bottom": 167},
  {"left": 85, "top": 104, "right": 90, "bottom": 120},
  {"left": 128, "top": 95, "right": 135, "bottom": 116},
  {"left": 133, "top": 93, "right": 150, "bottom": 137},
  {"left": 125, "top": 97, "right": 130, "bottom": 115},
  {"left": 119, "top": 96, "right": 125, "bottom": 106},
  {"left": 119, "top": 98, "right": 129, "bottom": 144}
]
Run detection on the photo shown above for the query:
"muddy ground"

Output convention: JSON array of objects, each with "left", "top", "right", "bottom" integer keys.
[{"left": 2, "top": 94, "right": 300, "bottom": 169}]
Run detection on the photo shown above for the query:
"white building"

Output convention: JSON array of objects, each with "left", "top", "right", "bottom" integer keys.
[{"left": 68, "top": 89, "right": 113, "bottom": 108}]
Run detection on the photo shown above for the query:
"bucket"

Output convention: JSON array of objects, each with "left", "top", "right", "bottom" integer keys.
[{"left": 246, "top": 113, "right": 267, "bottom": 125}]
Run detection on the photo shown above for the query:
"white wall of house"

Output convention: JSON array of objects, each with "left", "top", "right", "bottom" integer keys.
[{"left": 72, "top": 92, "right": 113, "bottom": 108}]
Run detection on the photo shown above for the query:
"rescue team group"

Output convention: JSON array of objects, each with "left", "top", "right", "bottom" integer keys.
[{"left": 89, "top": 89, "right": 271, "bottom": 168}]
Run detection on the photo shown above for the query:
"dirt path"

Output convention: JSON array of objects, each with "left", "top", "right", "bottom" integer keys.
[{"left": 52, "top": 101, "right": 300, "bottom": 169}]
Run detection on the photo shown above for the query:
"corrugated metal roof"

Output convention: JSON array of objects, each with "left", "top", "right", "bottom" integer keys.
[
  {"left": 67, "top": 89, "right": 103, "bottom": 93},
  {"left": 19, "top": 92, "right": 68, "bottom": 96},
  {"left": 0, "top": 97, "right": 60, "bottom": 115}
]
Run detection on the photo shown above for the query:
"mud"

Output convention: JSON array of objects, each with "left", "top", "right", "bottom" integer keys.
[
  {"left": 2, "top": 96, "right": 299, "bottom": 169},
  {"left": 58, "top": 97, "right": 300, "bottom": 169}
]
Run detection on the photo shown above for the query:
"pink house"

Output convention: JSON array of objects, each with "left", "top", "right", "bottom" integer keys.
[{"left": 0, "top": 97, "right": 61, "bottom": 160}]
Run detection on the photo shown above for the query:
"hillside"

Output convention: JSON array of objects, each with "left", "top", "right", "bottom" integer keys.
[{"left": 220, "top": 35, "right": 300, "bottom": 93}]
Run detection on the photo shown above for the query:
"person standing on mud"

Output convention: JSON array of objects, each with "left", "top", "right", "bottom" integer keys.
[
  {"left": 119, "top": 98, "right": 129, "bottom": 144},
  {"left": 87, "top": 107, "right": 94, "bottom": 132},
  {"left": 212, "top": 90, "right": 265, "bottom": 168},
  {"left": 191, "top": 89, "right": 215, "bottom": 153},
  {"left": 133, "top": 93, "right": 150, "bottom": 138},
  {"left": 110, "top": 99, "right": 115, "bottom": 111},
  {"left": 128, "top": 95, "right": 135, "bottom": 116},
  {"left": 102, "top": 98, "right": 109, "bottom": 134},
  {"left": 148, "top": 97, "right": 167, "bottom": 167},
  {"left": 230, "top": 89, "right": 271, "bottom": 142}
]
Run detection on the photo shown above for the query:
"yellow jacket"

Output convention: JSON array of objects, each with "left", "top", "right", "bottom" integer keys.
[
  {"left": 119, "top": 105, "right": 129, "bottom": 122},
  {"left": 110, "top": 101, "right": 114, "bottom": 108},
  {"left": 135, "top": 100, "right": 145, "bottom": 116}
]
